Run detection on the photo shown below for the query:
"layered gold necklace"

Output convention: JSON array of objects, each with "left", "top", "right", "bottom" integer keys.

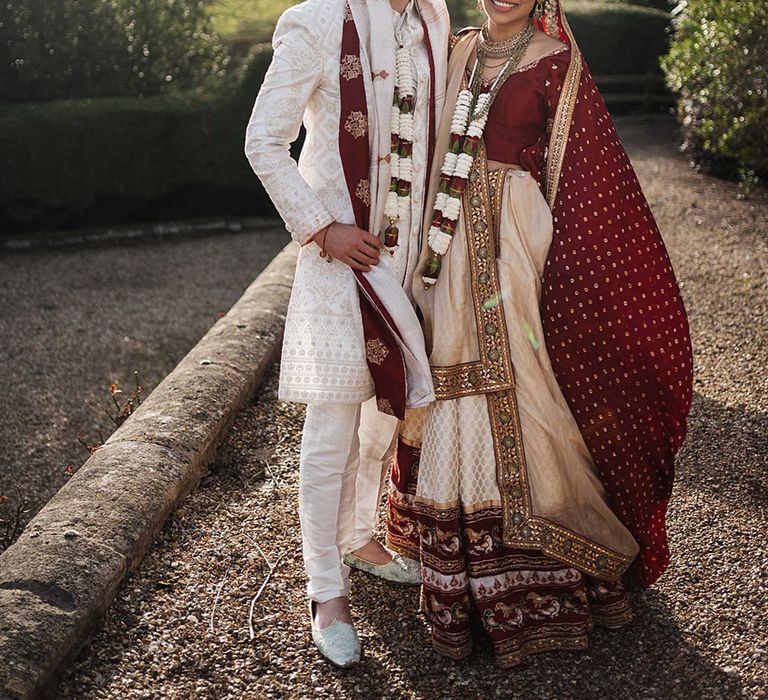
[{"left": 478, "top": 22, "right": 535, "bottom": 60}]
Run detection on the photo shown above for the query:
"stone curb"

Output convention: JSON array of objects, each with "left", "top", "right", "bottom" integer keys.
[{"left": 0, "top": 243, "right": 298, "bottom": 700}]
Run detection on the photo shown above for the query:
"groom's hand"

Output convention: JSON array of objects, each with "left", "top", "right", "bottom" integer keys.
[{"left": 321, "top": 223, "right": 382, "bottom": 272}]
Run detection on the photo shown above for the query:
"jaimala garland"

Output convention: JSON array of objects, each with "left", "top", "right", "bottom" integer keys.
[
  {"left": 383, "top": 45, "right": 416, "bottom": 254},
  {"left": 421, "top": 22, "right": 535, "bottom": 286}
]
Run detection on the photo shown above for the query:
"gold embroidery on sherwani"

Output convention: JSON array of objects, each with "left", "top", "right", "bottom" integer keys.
[
  {"left": 365, "top": 338, "right": 389, "bottom": 365},
  {"left": 355, "top": 178, "right": 370, "bottom": 205},
  {"left": 340, "top": 54, "right": 363, "bottom": 81},
  {"left": 436, "top": 147, "right": 632, "bottom": 580},
  {"left": 431, "top": 146, "right": 516, "bottom": 400},
  {"left": 377, "top": 397, "right": 395, "bottom": 416},
  {"left": 344, "top": 110, "right": 368, "bottom": 139}
]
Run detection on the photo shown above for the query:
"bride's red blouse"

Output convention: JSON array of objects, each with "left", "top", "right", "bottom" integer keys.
[{"left": 483, "top": 45, "right": 570, "bottom": 181}]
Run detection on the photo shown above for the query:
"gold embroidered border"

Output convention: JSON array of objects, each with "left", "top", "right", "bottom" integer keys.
[
  {"left": 487, "top": 389, "right": 633, "bottom": 580},
  {"left": 544, "top": 27, "right": 582, "bottom": 209},
  {"left": 431, "top": 147, "right": 515, "bottom": 400},
  {"left": 487, "top": 167, "right": 507, "bottom": 251},
  {"left": 495, "top": 635, "right": 590, "bottom": 669}
]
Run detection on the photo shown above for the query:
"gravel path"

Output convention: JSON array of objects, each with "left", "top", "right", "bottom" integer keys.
[
  {"left": 0, "top": 229, "right": 288, "bottom": 537},
  {"left": 57, "top": 117, "right": 767, "bottom": 699}
]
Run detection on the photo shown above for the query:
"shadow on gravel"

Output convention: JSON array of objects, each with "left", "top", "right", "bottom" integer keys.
[{"left": 677, "top": 393, "right": 767, "bottom": 511}]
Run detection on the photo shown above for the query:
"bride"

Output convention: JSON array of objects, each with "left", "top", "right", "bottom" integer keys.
[{"left": 387, "top": 0, "right": 693, "bottom": 667}]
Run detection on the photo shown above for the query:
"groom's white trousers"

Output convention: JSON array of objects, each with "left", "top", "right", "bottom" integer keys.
[{"left": 298, "top": 397, "right": 399, "bottom": 603}]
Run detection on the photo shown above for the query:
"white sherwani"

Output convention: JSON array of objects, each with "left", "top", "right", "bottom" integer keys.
[{"left": 245, "top": 0, "right": 449, "bottom": 405}]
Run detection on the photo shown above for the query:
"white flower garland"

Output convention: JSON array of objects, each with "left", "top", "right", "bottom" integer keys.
[
  {"left": 383, "top": 46, "right": 415, "bottom": 253},
  {"left": 422, "top": 91, "right": 492, "bottom": 285}
]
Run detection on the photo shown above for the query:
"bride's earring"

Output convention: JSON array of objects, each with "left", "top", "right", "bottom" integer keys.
[
  {"left": 531, "top": 0, "right": 543, "bottom": 21},
  {"left": 543, "top": 0, "right": 559, "bottom": 37}
]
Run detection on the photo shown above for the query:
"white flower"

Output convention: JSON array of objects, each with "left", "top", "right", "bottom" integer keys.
[
  {"left": 457, "top": 90, "right": 473, "bottom": 108},
  {"left": 451, "top": 106, "right": 471, "bottom": 134},
  {"left": 442, "top": 196, "right": 462, "bottom": 222},
  {"left": 398, "top": 112, "right": 414, "bottom": 142},
  {"left": 395, "top": 50, "right": 415, "bottom": 96},
  {"left": 474, "top": 93, "right": 491, "bottom": 115},
  {"left": 398, "top": 156, "right": 413, "bottom": 182},
  {"left": 435, "top": 191, "right": 450, "bottom": 213},
  {"left": 450, "top": 121, "right": 469, "bottom": 136},
  {"left": 390, "top": 106, "right": 400, "bottom": 135},
  {"left": 450, "top": 92, "right": 474, "bottom": 135},
  {"left": 466, "top": 123, "right": 484, "bottom": 139},
  {"left": 399, "top": 78, "right": 415, "bottom": 98},
  {"left": 389, "top": 152, "right": 400, "bottom": 179},
  {"left": 454, "top": 153, "right": 474, "bottom": 179},
  {"left": 470, "top": 114, "right": 488, "bottom": 131},
  {"left": 428, "top": 227, "right": 453, "bottom": 255},
  {"left": 441, "top": 152, "right": 458, "bottom": 176}
]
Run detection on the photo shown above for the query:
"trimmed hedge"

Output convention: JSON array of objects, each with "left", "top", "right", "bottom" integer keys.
[
  {"left": 661, "top": 0, "right": 767, "bottom": 187},
  {"left": 0, "top": 0, "right": 229, "bottom": 102},
  {"left": 1, "top": 4, "right": 672, "bottom": 233},
  {"left": 0, "top": 50, "right": 275, "bottom": 232}
]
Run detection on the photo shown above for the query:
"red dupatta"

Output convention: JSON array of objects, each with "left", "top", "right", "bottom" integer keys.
[
  {"left": 537, "top": 4, "right": 693, "bottom": 586},
  {"left": 338, "top": 3, "right": 437, "bottom": 420}
]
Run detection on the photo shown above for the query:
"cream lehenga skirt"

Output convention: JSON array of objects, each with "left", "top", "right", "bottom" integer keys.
[{"left": 406, "top": 161, "right": 640, "bottom": 666}]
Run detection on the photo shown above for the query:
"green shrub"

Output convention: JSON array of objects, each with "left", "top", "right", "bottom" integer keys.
[
  {"left": 0, "top": 0, "right": 230, "bottom": 102},
  {"left": 662, "top": 0, "right": 767, "bottom": 186}
]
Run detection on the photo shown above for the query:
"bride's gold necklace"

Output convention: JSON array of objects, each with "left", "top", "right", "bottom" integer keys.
[{"left": 478, "top": 22, "right": 535, "bottom": 60}]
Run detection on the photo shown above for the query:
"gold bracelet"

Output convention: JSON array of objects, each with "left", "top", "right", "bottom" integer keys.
[{"left": 318, "top": 224, "right": 333, "bottom": 262}]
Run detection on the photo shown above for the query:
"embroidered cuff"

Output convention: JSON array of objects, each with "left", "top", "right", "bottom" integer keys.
[{"left": 290, "top": 207, "right": 336, "bottom": 247}]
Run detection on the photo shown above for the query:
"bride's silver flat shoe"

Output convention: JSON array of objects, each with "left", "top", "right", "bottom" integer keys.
[
  {"left": 310, "top": 602, "right": 361, "bottom": 668},
  {"left": 343, "top": 550, "right": 422, "bottom": 585}
]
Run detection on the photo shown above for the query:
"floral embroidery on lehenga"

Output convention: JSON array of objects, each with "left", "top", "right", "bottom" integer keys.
[{"left": 418, "top": 505, "right": 633, "bottom": 667}]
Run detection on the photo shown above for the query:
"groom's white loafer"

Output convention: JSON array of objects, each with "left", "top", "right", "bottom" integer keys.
[
  {"left": 310, "top": 603, "right": 361, "bottom": 668},
  {"left": 343, "top": 550, "right": 422, "bottom": 585}
]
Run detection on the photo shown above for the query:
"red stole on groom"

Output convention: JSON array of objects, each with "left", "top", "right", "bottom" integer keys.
[{"left": 337, "top": 4, "right": 436, "bottom": 421}]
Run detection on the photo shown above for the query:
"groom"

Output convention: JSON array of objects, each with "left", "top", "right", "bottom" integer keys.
[{"left": 245, "top": 0, "right": 448, "bottom": 667}]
